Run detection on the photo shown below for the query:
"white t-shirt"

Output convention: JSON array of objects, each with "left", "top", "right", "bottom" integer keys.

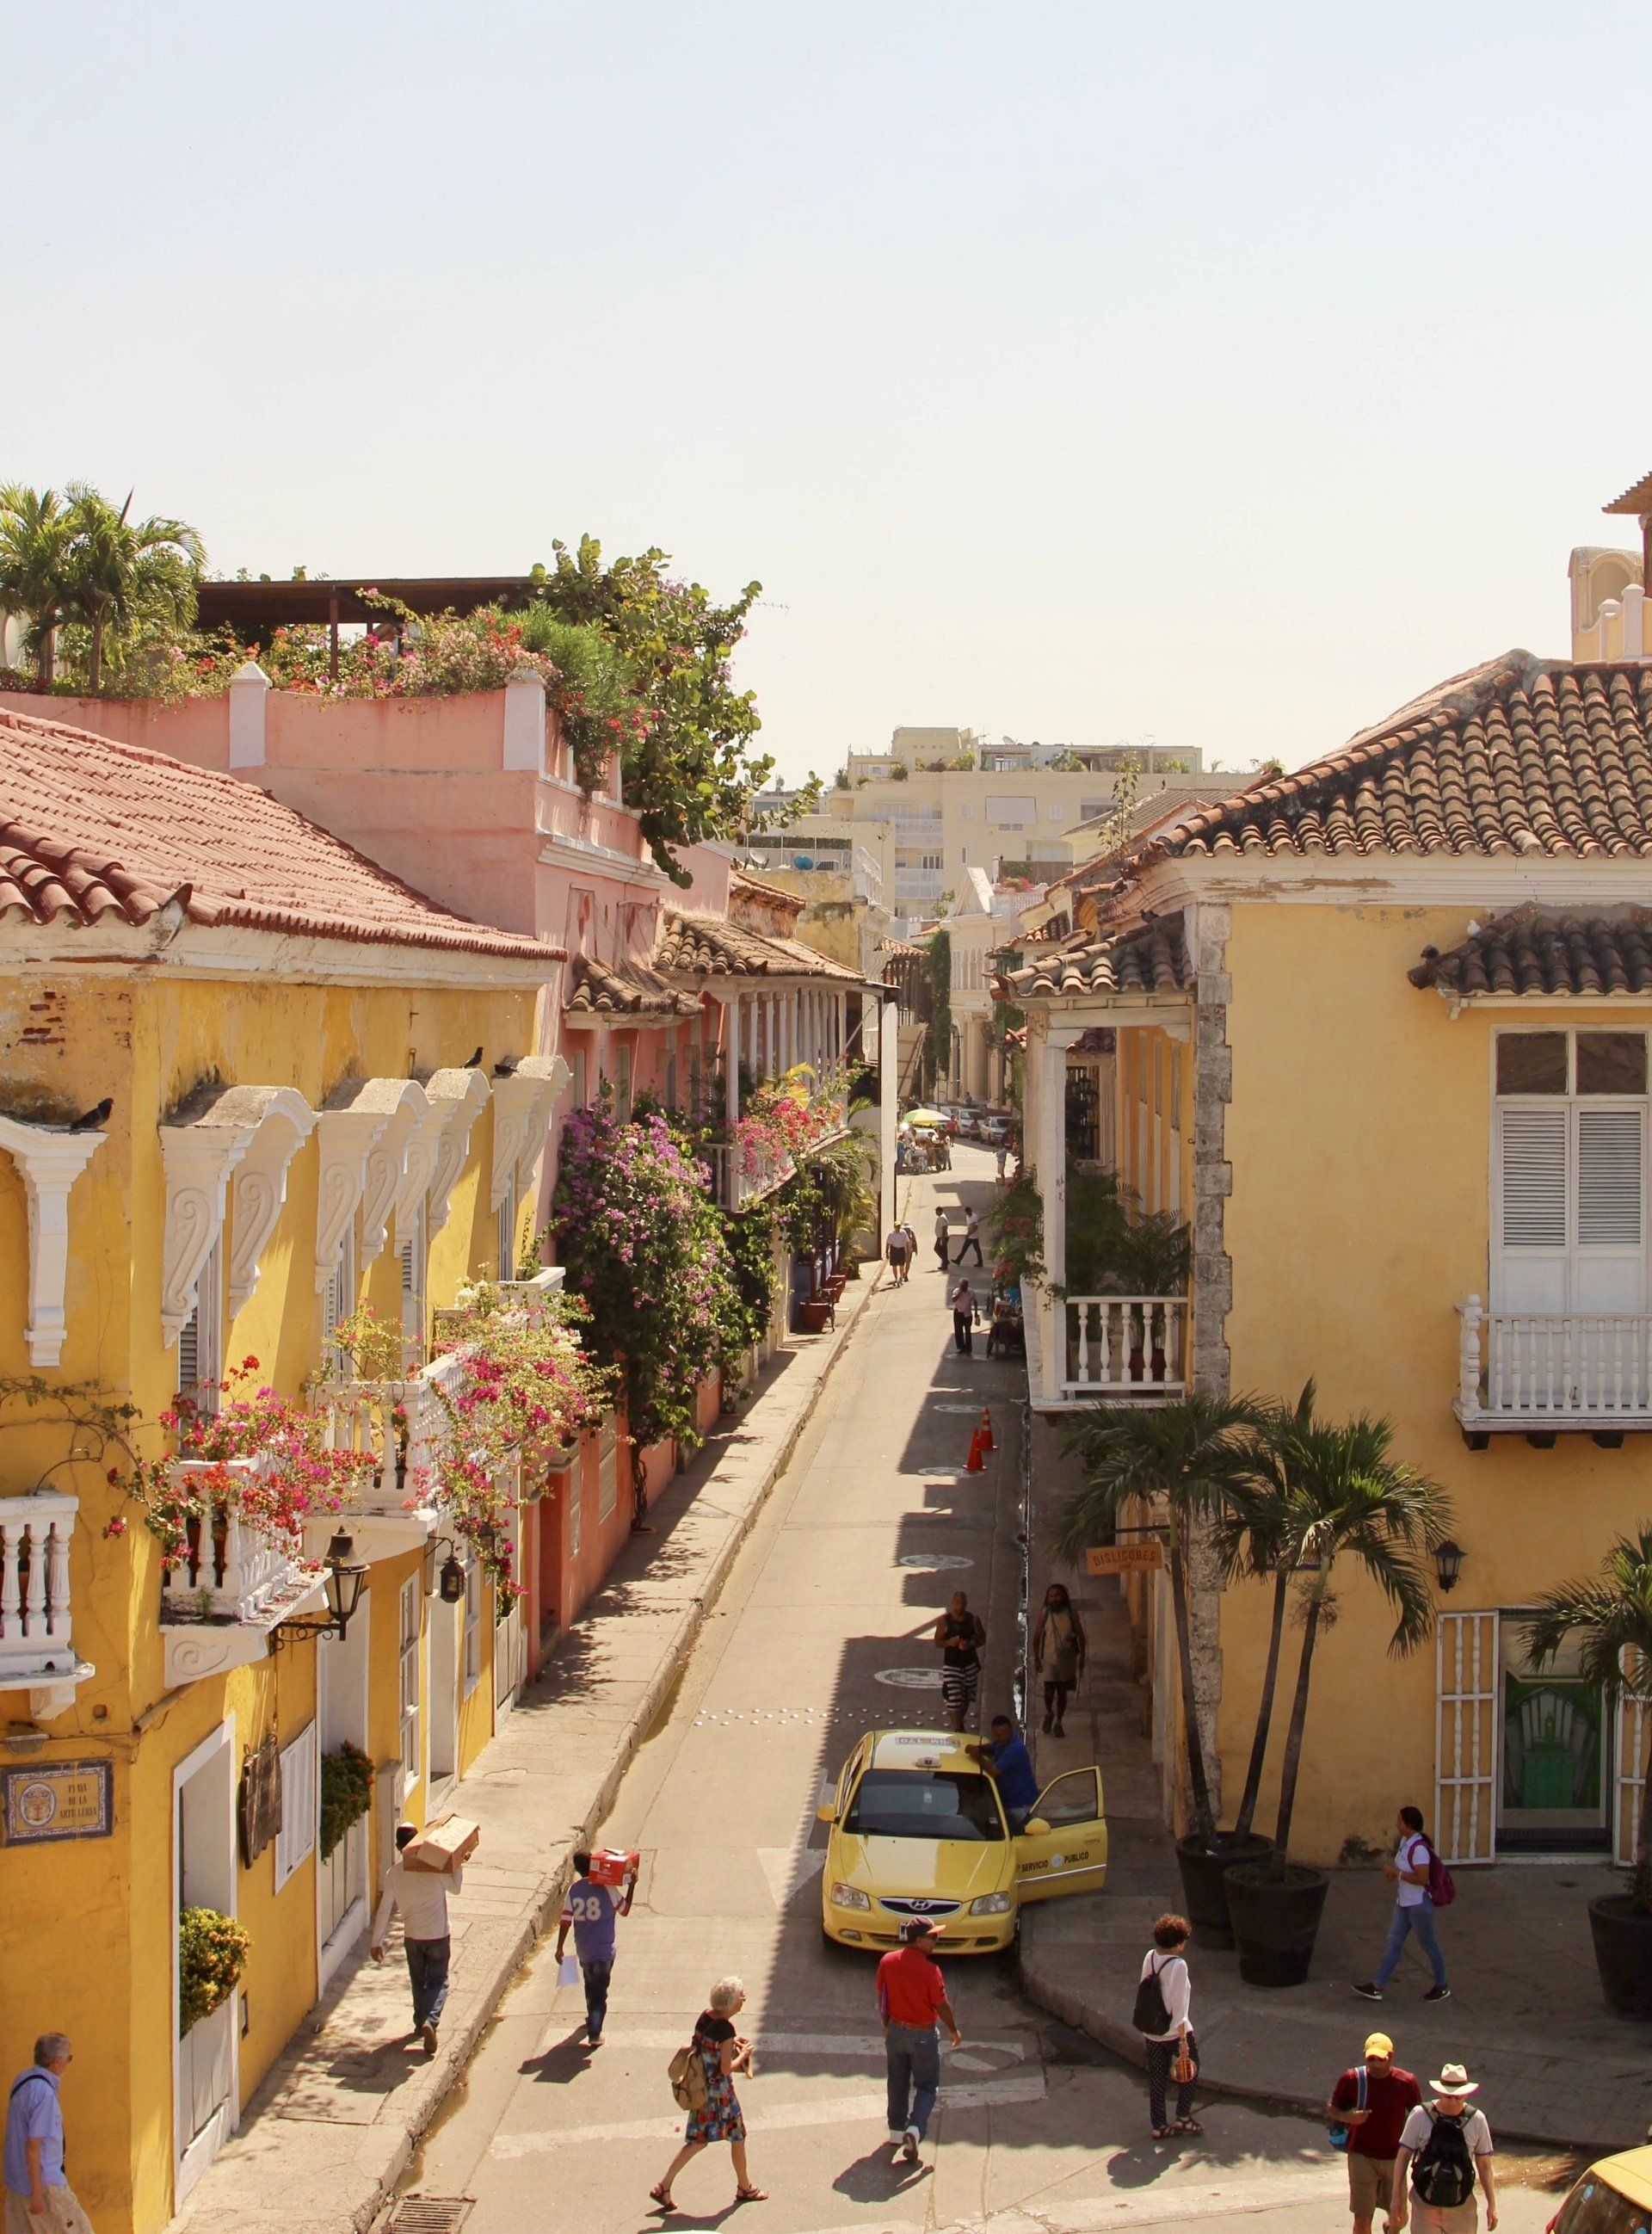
[
  {"left": 1137, "top": 1949, "right": 1191, "bottom": 2041},
  {"left": 1399, "top": 2104, "right": 1493, "bottom": 2157},
  {"left": 1395, "top": 1832, "right": 1430, "bottom": 1908}
]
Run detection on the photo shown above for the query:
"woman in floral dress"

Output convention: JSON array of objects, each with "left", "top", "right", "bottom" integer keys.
[{"left": 650, "top": 1976, "right": 767, "bottom": 2210}]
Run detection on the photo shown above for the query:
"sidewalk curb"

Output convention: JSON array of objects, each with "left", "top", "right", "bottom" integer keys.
[{"left": 352, "top": 1279, "right": 881, "bottom": 2233}]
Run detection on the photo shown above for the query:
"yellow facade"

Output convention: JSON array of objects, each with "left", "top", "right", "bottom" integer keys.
[{"left": 0, "top": 967, "right": 539, "bottom": 2234}]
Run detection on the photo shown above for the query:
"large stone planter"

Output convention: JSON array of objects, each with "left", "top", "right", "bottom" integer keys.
[
  {"left": 1225, "top": 1861, "right": 1329, "bottom": 1988},
  {"left": 1588, "top": 1893, "right": 1652, "bottom": 2018},
  {"left": 1174, "top": 1830, "right": 1275, "bottom": 1950}
]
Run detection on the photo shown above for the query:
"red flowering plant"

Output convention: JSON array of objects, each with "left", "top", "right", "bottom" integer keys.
[
  {"left": 730, "top": 1067, "right": 849, "bottom": 1180},
  {"left": 121, "top": 1358, "right": 377, "bottom": 1564},
  {"left": 423, "top": 1293, "right": 614, "bottom": 1596}
]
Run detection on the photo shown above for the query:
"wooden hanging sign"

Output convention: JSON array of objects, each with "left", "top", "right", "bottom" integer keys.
[{"left": 1086, "top": 1542, "right": 1163, "bottom": 1575}]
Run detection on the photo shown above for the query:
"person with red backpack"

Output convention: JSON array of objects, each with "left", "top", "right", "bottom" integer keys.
[
  {"left": 1353, "top": 1805, "right": 1452, "bottom": 2003},
  {"left": 1390, "top": 2062, "right": 1496, "bottom": 2232}
]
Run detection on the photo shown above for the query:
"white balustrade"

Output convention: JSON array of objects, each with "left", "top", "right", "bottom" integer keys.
[
  {"left": 1062, "top": 1297, "right": 1188, "bottom": 1398},
  {"left": 160, "top": 1457, "right": 309, "bottom": 1623},
  {"left": 1456, "top": 1295, "right": 1652, "bottom": 1426},
  {"left": 0, "top": 1491, "right": 80, "bottom": 1682},
  {"left": 705, "top": 1102, "right": 851, "bottom": 1213}
]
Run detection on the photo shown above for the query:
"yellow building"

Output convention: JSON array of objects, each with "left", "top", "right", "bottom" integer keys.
[
  {"left": 0, "top": 707, "right": 565, "bottom": 2233},
  {"left": 1009, "top": 651, "right": 1652, "bottom": 1873}
]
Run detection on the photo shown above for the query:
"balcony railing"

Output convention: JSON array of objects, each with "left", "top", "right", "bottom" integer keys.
[
  {"left": 1456, "top": 1295, "right": 1652, "bottom": 1431},
  {"left": 0, "top": 1491, "right": 87, "bottom": 1706},
  {"left": 320, "top": 1352, "right": 463, "bottom": 1518},
  {"left": 161, "top": 1458, "right": 316, "bottom": 1623},
  {"left": 704, "top": 1138, "right": 798, "bottom": 1212},
  {"left": 1063, "top": 1297, "right": 1188, "bottom": 1399}
]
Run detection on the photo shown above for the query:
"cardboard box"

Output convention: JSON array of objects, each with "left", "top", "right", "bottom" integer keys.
[
  {"left": 588, "top": 1846, "right": 639, "bottom": 1886},
  {"left": 404, "top": 1813, "right": 480, "bottom": 1873}
]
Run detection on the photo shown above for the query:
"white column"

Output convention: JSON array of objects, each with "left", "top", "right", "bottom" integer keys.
[
  {"left": 502, "top": 666, "right": 548, "bottom": 772},
  {"left": 724, "top": 995, "right": 742, "bottom": 1128},
  {"left": 1033, "top": 1021, "right": 1078, "bottom": 1404},
  {"left": 878, "top": 997, "right": 898, "bottom": 1244},
  {"left": 228, "top": 658, "right": 270, "bottom": 768}
]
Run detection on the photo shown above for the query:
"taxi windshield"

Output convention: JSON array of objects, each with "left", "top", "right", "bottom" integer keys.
[
  {"left": 1552, "top": 2175, "right": 1652, "bottom": 2234},
  {"left": 844, "top": 1768, "right": 1004, "bottom": 1842}
]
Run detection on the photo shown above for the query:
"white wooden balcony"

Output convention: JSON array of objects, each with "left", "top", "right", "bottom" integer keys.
[
  {"left": 1456, "top": 1295, "right": 1652, "bottom": 1435},
  {"left": 0, "top": 1490, "right": 94, "bottom": 1715},
  {"left": 705, "top": 1138, "right": 798, "bottom": 1212},
  {"left": 160, "top": 1458, "right": 328, "bottom": 1684},
  {"left": 1063, "top": 1297, "right": 1188, "bottom": 1401},
  {"left": 317, "top": 1355, "right": 460, "bottom": 1533}
]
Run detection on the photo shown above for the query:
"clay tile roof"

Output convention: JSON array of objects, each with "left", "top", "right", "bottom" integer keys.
[
  {"left": 1409, "top": 907, "right": 1652, "bottom": 1001},
  {"left": 654, "top": 910, "right": 860, "bottom": 980},
  {"left": 1122, "top": 657, "right": 1652, "bottom": 870},
  {"left": 0, "top": 705, "right": 560, "bottom": 965},
  {"left": 1006, "top": 919, "right": 1190, "bottom": 1000},
  {"left": 563, "top": 955, "right": 701, "bottom": 1018}
]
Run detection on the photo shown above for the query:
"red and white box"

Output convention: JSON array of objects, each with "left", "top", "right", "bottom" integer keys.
[{"left": 587, "top": 1846, "right": 639, "bottom": 1886}]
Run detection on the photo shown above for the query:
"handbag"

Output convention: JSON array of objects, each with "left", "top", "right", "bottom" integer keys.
[
  {"left": 1328, "top": 2065, "right": 1367, "bottom": 2150},
  {"left": 668, "top": 2040, "right": 710, "bottom": 2115},
  {"left": 1172, "top": 2040, "right": 1196, "bottom": 2086}
]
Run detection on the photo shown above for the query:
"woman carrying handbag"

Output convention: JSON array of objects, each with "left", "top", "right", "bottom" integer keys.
[{"left": 1133, "top": 1913, "right": 1201, "bottom": 2140}]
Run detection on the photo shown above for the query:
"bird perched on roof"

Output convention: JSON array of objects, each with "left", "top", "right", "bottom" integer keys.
[
  {"left": 465, "top": 1046, "right": 483, "bottom": 1069},
  {"left": 68, "top": 1098, "right": 113, "bottom": 1132}
]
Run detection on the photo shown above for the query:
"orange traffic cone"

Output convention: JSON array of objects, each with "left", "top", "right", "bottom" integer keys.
[
  {"left": 965, "top": 1426, "right": 985, "bottom": 1472},
  {"left": 978, "top": 1407, "right": 995, "bottom": 1453}
]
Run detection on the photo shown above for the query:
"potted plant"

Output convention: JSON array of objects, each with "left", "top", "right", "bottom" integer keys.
[
  {"left": 178, "top": 1904, "right": 250, "bottom": 2035},
  {"left": 1225, "top": 1402, "right": 1446, "bottom": 1986},
  {"left": 1520, "top": 1527, "right": 1652, "bottom": 2016},
  {"left": 1057, "top": 1393, "right": 1267, "bottom": 1945},
  {"left": 319, "top": 1741, "right": 375, "bottom": 1859}
]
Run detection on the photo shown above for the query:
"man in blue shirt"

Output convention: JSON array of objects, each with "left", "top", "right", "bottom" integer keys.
[
  {"left": 975, "top": 1717, "right": 1040, "bottom": 1830},
  {"left": 554, "top": 1850, "right": 636, "bottom": 2046},
  {"left": 4, "top": 2033, "right": 89, "bottom": 2234}
]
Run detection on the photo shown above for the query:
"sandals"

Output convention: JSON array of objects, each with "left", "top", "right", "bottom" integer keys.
[
  {"left": 734, "top": 2188, "right": 769, "bottom": 2203},
  {"left": 1151, "top": 2125, "right": 1174, "bottom": 2140},
  {"left": 648, "top": 2188, "right": 675, "bottom": 2212},
  {"left": 1174, "top": 2117, "right": 1205, "bottom": 2134}
]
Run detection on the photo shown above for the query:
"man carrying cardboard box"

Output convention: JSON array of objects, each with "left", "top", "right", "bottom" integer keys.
[{"left": 372, "top": 1822, "right": 466, "bottom": 2054}]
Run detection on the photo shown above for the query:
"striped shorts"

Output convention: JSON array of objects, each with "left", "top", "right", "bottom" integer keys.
[{"left": 941, "top": 1658, "right": 980, "bottom": 1719}]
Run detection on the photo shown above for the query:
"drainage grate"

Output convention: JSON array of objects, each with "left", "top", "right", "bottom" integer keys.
[{"left": 386, "top": 2200, "right": 474, "bottom": 2234}]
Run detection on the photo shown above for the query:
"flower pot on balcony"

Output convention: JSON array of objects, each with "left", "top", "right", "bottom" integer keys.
[
  {"left": 1588, "top": 1893, "right": 1652, "bottom": 2017},
  {"left": 1174, "top": 1830, "right": 1274, "bottom": 1949},
  {"left": 1224, "top": 1861, "right": 1329, "bottom": 1987}
]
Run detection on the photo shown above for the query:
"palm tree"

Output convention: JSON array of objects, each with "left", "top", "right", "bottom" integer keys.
[
  {"left": 1521, "top": 1527, "right": 1652, "bottom": 1908},
  {"left": 1056, "top": 1393, "right": 1263, "bottom": 1849},
  {"left": 1208, "top": 1380, "right": 1318, "bottom": 1840},
  {"left": 61, "top": 486, "right": 204, "bottom": 691},
  {"left": 1260, "top": 1406, "right": 1449, "bottom": 1866},
  {"left": 0, "top": 484, "right": 75, "bottom": 685}
]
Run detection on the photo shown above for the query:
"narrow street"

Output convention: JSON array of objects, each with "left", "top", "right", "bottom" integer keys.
[{"left": 403, "top": 1147, "right": 1543, "bottom": 2234}]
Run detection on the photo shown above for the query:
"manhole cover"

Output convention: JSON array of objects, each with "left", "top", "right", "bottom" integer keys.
[
  {"left": 876, "top": 1668, "right": 944, "bottom": 1688},
  {"left": 387, "top": 2201, "right": 474, "bottom": 2234},
  {"left": 897, "top": 1552, "right": 973, "bottom": 1571}
]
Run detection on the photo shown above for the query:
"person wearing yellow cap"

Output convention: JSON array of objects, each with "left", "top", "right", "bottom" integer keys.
[{"left": 1328, "top": 2030, "right": 1421, "bottom": 2234}]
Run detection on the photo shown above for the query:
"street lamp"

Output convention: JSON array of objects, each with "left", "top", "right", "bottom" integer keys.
[
  {"left": 423, "top": 1534, "right": 467, "bottom": 1603},
  {"left": 270, "top": 1532, "right": 369, "bottom": 1651},
  {"left": 1433, "top": 1540, "right": 1465, "bottom": 1595}
]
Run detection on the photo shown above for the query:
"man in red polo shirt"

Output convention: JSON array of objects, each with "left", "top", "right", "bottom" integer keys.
[
  {"left": 1328, "top": 2030, "right": 1422, "bottom": 2234},
  {"left": 877, "top": 1918, "right": 963, "bottom": 2163}
]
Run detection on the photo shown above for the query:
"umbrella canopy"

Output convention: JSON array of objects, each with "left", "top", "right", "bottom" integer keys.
[{"left": 903, "top": 1108, "right": 946, "bottom": 1128}]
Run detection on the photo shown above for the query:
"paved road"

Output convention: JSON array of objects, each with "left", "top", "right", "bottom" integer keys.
[{"left": 405, "top": 1148, "right": 1561, "bottom": 2234}]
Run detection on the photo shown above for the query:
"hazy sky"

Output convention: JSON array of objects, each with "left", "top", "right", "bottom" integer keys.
[{"left": 3, "top": 2, "right": 1646, "bottom": 786}]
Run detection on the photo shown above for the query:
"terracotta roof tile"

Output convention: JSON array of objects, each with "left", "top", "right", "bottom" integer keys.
[
  {"left": 1409, "top": 908, "right": 1652, "bottom": 1001},
  {"left": 564, "top": 955, "right": 701, "bottom": 1018},
  {"left": 1006, "top": 920, "right": 1190, "bottom": 1000},
  {"left": 0, "top": 705, "right": 559, "bottom": 965},
  {"left": 654, "top": 910, "right": 860, "bottom": 980},
  {"left": 1123, "top": 657, "right": 1652, "bottom": 869}
]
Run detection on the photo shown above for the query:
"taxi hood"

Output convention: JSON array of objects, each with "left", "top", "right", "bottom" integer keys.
[{"left": 831, "top": 1834, "right": 1013, "bottom": 1905}]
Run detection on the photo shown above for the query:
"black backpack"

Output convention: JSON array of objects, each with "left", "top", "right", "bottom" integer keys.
[
  {"left": 1412, "top": 2109, "right": 1476, "bottom": 2208},
  {"left": 1131, "top": 1953, "right": 1173, "bottom": 2035}
]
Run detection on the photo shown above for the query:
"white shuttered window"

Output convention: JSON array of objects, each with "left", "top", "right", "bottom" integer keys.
[
  {"left": 274, "top": 1721, "right": 319, "bottom": 1890},
  {"left": 1495, "top": 1032, "right": 1648, "bottom": 1316}
]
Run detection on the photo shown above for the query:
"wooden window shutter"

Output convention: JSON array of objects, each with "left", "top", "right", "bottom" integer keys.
[
  {"left": 1577, "top": 1108, "right": 1644, "bottom": 1249},
  {"left": 1500, "top": 1106, "right": 1568, "bottom": 1250}
]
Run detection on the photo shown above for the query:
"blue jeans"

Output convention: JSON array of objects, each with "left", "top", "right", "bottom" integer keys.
[
  {"left": 1374, "top": 1900, "right": 1446, "bottom": 1990},
  {"left": 404, "top": 1935, "right": 451, "bottom": 2029},
  {"left": 580, "top": 1957, "right": 613, "bottom": 2039},
  {"left": 885, "top": 2022, "right": 940, "bottom": 2140}
]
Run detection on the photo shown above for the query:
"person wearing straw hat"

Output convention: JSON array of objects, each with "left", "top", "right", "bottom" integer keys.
[
  {"left": 1391, "top": 2063, "right": 1497, "bottom": 2234},
  {"left": 1327, "top": 2030, "right": 1421, "bottom": 2234}
]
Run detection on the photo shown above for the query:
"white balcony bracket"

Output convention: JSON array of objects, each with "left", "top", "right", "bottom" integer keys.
[
  {"left": 361, "top": 1082, "right": 429, "bottom": 1266},
  {"left": 490, "top": 1055, "right": 570, "bottom": 1209},
  {"left": 313, "top": 1080, "right": 410, "bottom": 1289},
  {"left": 422, "top": 1067, "right": 491, "bottom": 1237},
  {"left": 227, "top": 1089, "right": 317, "bottom": 1317},
  {"left": 0, "top": 1115, "right": 107, "bottom": 1367},
  {"left": 159, "top": 1089, "right": 268, "bottom": 1345}
]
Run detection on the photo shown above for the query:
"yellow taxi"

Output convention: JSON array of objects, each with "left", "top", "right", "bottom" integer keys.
[
  {"left": 817, "top": 1728, "right": 1107, "bottom": 1953},
  {"left": 1545, "top": 2146, "right": 1652, "bottom": 2234}
]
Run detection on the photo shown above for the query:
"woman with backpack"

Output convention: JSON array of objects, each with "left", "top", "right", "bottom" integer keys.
[
  {"left": 651, "top": 1977, "right": 766, "bottom": 2212},
  {"left": 1353, "top": 1805, "right": 1452, "bottom": 2004},
  {"left": 1134, "top": 1913, "right": 1200, "bottom": 2140},
  {"left": 1390, "top": 2062, "right": 1496, "bottom": 2233}
]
